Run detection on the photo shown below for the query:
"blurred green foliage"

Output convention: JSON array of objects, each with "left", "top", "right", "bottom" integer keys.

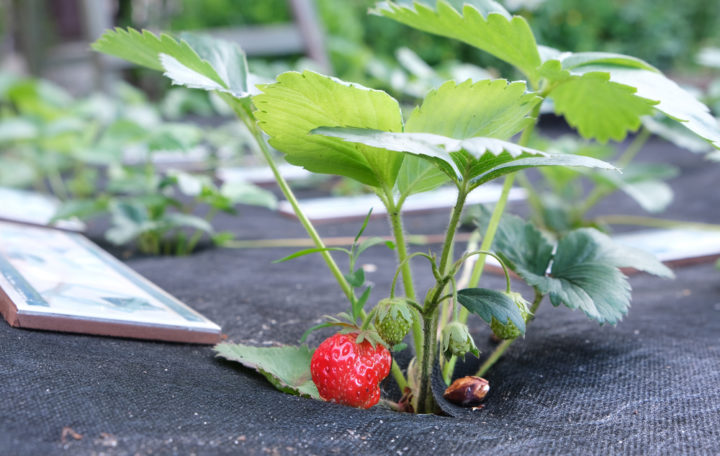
[
  {"left": 525, "top": 0, "right": 720, "bottom": 70},
  {"left": 167, "top": 0, "right": 291, "bottom": 29},
  {"left": 160, "top": 0, "right": 720, "bottom": 78}
]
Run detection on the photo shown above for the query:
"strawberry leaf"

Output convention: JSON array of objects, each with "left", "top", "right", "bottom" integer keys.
[
  {"left": 474, "top": 212, "right": 673, "bottom": 324},
  {"left": 253, "top": 71, "right": 404, "bottom": 188},
  {"left": 373, "top": 1, "right": 542, "bottom": 84},
  {"left": 214, "top": 343, "right": 320, "bottom": 399},
  {"left": 476, "top": 209, "right": 554, "bottom": 283},
  {"left": 587, "top": 163, "right": 678, "bottom": 213},
  {"left": 542, "top": 63, "right": 657, "bottom": 143},
  {"left": 543, "top": 53, "right": 720, "bottom": 148},
  {"left": 313, "top": 128, "right": 617, "bottom": 190},
  {"left": 457, "top": 288, "right": 526, "bottom": 334},
  {"left": 92, "top": 28, "right": 250, "bottom": 98},
  {"left": 404, "top": 79, "right": 542, "bottom": 140}
]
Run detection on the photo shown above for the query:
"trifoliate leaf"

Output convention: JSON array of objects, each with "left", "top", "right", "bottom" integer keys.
[
  {"left": 475, "top": 213, "right": 672, "bottom": 324},
  {"left": 92, "top": 28, "right": 250, "bottom": 98},
  {"left": 313, "top": 127, "right": 617, "bottom": 189},
  {"left": 457, "top": 288, "right": 526, "bottom": 334},
  {"left": 214, "top": 343, "right": 320, "bottom": 399},
  {"left": 372, "top": 1, "right": 542, "bottom": 84},
  {"left": 397, "top": 78, "right": 541, "bottom": 198},
  {"left": 253, "top": 71, "right": 404, "bottom": 188}
]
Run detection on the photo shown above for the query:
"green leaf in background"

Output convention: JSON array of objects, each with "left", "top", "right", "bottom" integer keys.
[
  {"left": 542, "top": 53, "right": 720, "bottom": 148},
  {"left": 599, "top": 66, "right": 720, "bottom": 150},
  {"left": 314, "top": 127, "right": 617, "bottom": 189},
  {"left": 105, "top": 201, "right": 153, "bottom": 245},
  {"left": 214, "top": 343, "right": 320, "bottom": 399},
  {"left": 0, "top": 157, "right": 36, "bottom": 188},
  {"left": 253, "top": 71, "right": 404, "bottom": 188},
  {"left": 543, "top": 63, "right": 657, "bottom": 143},
  {"left": 92, "top": 28, "right": 250, "bottom": 97},
  {"left": 535, "top": 135, "right": 615, "bottom": 194},
  {"left": 0, "top": 118, "right": 39, "bottom": 143},
  {"left": 559, "top": 52, "right": 659, "bottom": 72},
  {"left": 163, "top": 212, "right": 214, "bottom": 233},
  {"left": 457, "top": 288, "right": 526, "bottom": 334},
  {"left": 220, "top": 181, "right": 277, "bottom": 210},
  {"left": 588, "top": 163, "right": 679, "bottom": 213},
  {"left": 642, "top": 115, "right": 713, "bottom": 154},
  {"left": 52, "top": 197, "right": 110, "bottom": 222},
  {"left": 6, "top": 78, "right": 73, "bottom": 120},
  {"left": 373, "top": 1, "right": 542, "bottom": 84}
]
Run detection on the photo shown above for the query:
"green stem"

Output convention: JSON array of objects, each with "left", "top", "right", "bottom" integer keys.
[
  {"left": 226, "top": 95, "right": 354, "bottom": 301},
  {"left": 460, "top": 250, "right": 512, "bottom": 294},
  {"left": 384, "top": 189, "right": 423, "bottom": 361},
  {"left": 186, "top": 207, "right": 218, "bottom": 254},
  {"left": 617, "top": 127, "right": 651, "bottom": 168},
  {"left": 475, "top": 339, "right": 513, "bottom": 378},
  {"left": 466, "top": 173, "right": 515, "bottom": 291},
  {"left": 575, "top": 128, "right": 652, "bottom": 219},
  {"left": 415, "top": 308, "right": 438, "bottom": 414},
  {"left": 438, "top": 186, "right": 469, "bottom": 274},
  {"left": 516, "top": 171, "right": 544, "bottom": 226},
  {"left": 414, "top": 186, "right": 469, "bottom": 413},
  {"left": 574, "top": 183, "right": 614, "bottom": 220},
  {"left": 475, "top": 290, "right": 543, "bottom": 377},
  {"left": 390, "top": 360, "right": 408, "bottom": 392}
]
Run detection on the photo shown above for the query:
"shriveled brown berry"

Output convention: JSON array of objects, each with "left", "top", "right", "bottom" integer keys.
[{"left": 443, "top": 376, "right": 490, "bottom": 407}]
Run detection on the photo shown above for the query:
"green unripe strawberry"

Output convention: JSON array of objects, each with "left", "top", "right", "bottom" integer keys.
[
  {"left": 374, "top": 297, "right": 412, "bottom": 346},
  {"left": 490, "top": 292, "right": 532, "bottom": 340},
  {"left": 441, "top": 321, "right": 479, "bottom": 360}
]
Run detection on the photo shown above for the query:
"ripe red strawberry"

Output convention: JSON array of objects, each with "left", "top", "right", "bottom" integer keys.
[{"left": 310, "top": 332, "right": 391, "bottom": 409}]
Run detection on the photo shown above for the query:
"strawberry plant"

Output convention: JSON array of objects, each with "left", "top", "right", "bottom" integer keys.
[{"left": 93, "top": 0, "right": 719, "bottom": 414}]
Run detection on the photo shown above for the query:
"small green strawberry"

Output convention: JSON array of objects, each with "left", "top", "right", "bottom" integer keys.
[
  {"left": 374, "top": 297, "right": 412, "bottom": 346},
  {"left": 441, "top": 321, "right": 479, "bottom": 360},
  {"left": 490, "top": 292, "right": 532, "bottom": 340}
]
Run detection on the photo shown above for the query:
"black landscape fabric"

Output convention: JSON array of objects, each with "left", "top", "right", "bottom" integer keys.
[{"left": 1, "top": 132, "right": 719, "bottom": 455}]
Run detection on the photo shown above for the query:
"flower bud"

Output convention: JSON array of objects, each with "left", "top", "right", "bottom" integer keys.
[{"left": 441, "top": 321, "right": 479, "bottom": 360}]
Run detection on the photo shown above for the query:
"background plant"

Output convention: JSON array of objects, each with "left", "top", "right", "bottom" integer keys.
[{"left": 0, "top": 72, "right": 276, "bottom": 255}]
